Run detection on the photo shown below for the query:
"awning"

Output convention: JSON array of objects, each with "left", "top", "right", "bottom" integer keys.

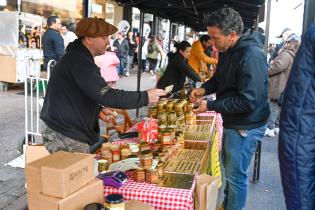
[{"left": 115, "top": 0, "right": 265, "bottom": 31}]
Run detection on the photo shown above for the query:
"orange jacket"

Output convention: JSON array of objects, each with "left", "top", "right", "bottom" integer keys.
[{"left": 188, "top": 40, "right": 218, "bottom": 73}]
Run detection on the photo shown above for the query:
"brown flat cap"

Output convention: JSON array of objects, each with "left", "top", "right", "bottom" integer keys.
[{"left": 76, "top": 17, "right": 118, "bottom": 38}]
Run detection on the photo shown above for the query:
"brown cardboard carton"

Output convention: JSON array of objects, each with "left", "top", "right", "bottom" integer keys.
[
  {"left": 195, "top": 174, "right": 219, "bottom": 210},
  {"left": 28, "top": 179, "right": 104, "bottom": 210},
  {"left": 25, "top": 152, "right": 63, "bottom": 193},
  {"left": 41, "top": 151, "right": 94, "bottom": 198},
  {"left": 25, "top": 145, "right": 50, "bottom": 164},
  {"left": 125, "top": 200, "right": 155, "bottom": 210}
]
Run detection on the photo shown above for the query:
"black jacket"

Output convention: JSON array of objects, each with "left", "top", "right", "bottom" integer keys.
[
  {"left": 126, "top": 36, "right": 137, "bottom": 56},
  {"left": 42, "top": 28, "right": 64, "bottom": 68},
  {"left": 113, "top": 39, "right": 129, "bottom": 58},
  {"left": 157, "top": 52, "right": 201, "bottom": 92},
  {"left": 202, "top": 31, "right": 270, "bottom": 129},
  {"left": 40, "top": 39, "right": 148, "bottom": 145}
]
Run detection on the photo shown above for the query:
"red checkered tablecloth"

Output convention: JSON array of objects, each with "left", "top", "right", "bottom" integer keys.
[
  {"left": 103, "top": 172, "right": 196, "bottom": 210},
  {"left": 105, "top": 112, "right": 223, "bottom": 209}
]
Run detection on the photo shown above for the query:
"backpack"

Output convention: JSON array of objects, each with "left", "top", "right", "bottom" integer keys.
[{"left": 148, "top": 43, "right": 154, "bottom": 54}]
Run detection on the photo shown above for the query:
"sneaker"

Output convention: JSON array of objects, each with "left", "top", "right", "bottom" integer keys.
[
  {"left": 274, "top": 127, "right": 280, "bottom": 135},
  {"left": 124, "top": 72, "right": 130, "bottom": 77},
  {"left": 264, "top": 128, "right": 275, "bottom": 137}
]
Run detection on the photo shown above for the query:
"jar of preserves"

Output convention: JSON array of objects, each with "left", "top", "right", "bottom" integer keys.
[
  {"left": 146, "top": 169, "right": 159, "bottom": 184},
  {"left": 140, "top": 150, "right": 153, "bottom": 169},
  {"left": 121, "top": 148, "right": 132, "bottom": 160},
  {"left": 133, "top": 168, "right": 145, "bottom": 182},
  {"left": 101, "top": 149, "right": 113, "bottom": 165},
  {"left": 139, "top": 142, "right": 150, "bottom": 152},
  {"left": 185, "top": 102, "right": 194, "bottom": 112},
  {"left": 148, "top": 106, "right": 157, "bottom": 119},
  {"left": 84, "top": 203, "right": 105, "bottom": 210},
  {"left": 156, "top": 102, "right": 165, "bottom": 113},
  {"left": 161, "top": 131, "right": 172, "bottom": 145},
  {"left": 111, "top": 144, "right": 121, "bottom": 163},
  {"left": 166, "top": 102, "right": 174, "bottom": 112},
  {"left": 98, "top": 159, "right": 108, "bottom": 173},
  {"left": 185, "top": 111, "right": 195, "bottom": 125},
  {"left": 104, "top": 194, "right": 124, "bottom": 210},
  {"left": 167, "top": 112, "right": 177, "bottom": 125},
  {"left": 158, "top": 113, "right": 167, "bottom": 124},
  {"left": 174, "top": 102, "right": 184, "bottom": 114},
  {"left": 158, "top": 153, "right": 166, "bottom": 162}
]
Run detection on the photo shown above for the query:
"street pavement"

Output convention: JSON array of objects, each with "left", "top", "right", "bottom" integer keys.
[{"left": 0, "top": 70, "right": 285, "bottom": 210}]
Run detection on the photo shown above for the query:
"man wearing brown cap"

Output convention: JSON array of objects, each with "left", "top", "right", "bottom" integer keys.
[{"left": 40, "top": 17, "right": 166, "bottom": 153}]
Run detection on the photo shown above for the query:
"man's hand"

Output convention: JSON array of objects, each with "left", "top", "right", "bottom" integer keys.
[
  {"left": 189, "top": 88, "right": 206, "bottom": 103},
  {"left": 192, "top": 100, "right": 208, "bottom": 114},
  {"left": 100, "top": 108, "right": 117, "bottom": 123},
  {"left": 147, "top": 89, "right": 166, "bottom": 104}
]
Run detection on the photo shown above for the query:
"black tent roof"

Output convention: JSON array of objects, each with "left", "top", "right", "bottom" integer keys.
[{"left": 115, "top": 0, "right": 265, "bottom": 31}]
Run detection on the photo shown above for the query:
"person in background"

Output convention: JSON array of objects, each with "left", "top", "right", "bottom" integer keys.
[
  {"left": 18, "top": 24, "right": 29, "bottom": 48},
  {"left": 188, "top": 35, "right": 218, "bottom": 80},
  {"left": 264, "top": 38, "right": 300, "bottom": 137},
  {"left": 156, "top": 41, "right": 201, "bottom": 93},
  {"left": 279, "top": 24, "right": 315, "bottom": 210},
  {"left": 190, "top": 7, "right": 269, "bottom": 210},
  {"left": 141, "top": 36, "right": 150, "bottom": 74},
  {"left": 42, "top": 16, "right": 64, "bottom": 70},
  {"left": 146, "top": 35, "right": 163, "bottom": 76},
  {"left": 126, "top": 31, "right": 137, "bottom": 76},
  {"left": 113, "top": 32, "right": 129, "bottom": 77},
  {"left": 60, "top": 23, "right": 77, "bottom": 49},
  {"left": 95, "top": 46, "right": 120, "bottom": 88},
  {"left": 40, "top": 18, "right": 166, "bottom": 154}
]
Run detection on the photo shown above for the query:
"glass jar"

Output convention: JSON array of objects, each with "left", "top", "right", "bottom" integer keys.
[
  {"left": 161, "top": 131, "right": 172, "bottom": 145},
  {"left": 166, "top": 102, "right": 174, "bottom": 112},
  {"left": 156, "top": 102, "right": 165, "bottom": 113},
  {"left": 140, "top": 150, "right": 153, "bottom": 169},
  {"left": 158, "top": 113, "right": 167, "bottom": 125},
  {"left": 158, "top": 153, "right": 166, "bottom": 162},
  {"left": 139, "top": 142, "right": 150, "bottom": 152},
  {"left": 111, "top": 145, "right": 121, "bottom": 163},
  {"left": 101, "top": 149, "right": 113, "bottom": 165},
  {"left": 185, "top": 111, "right": 195, "bottom": 125},
  {"left": 121, "top": 148, "right": 132, "bottom": 160},
  {"left": 104, "top": 194, "right": 124, "bottom": 210},
  {"left": 148, "top": 106, "right": 157, "bottom": 119},
  {"left": 133, "top": 168, "right": 145, "bottom": 182},
  {"left": 167, "top": 112, "right": 177, "bottom": 125},
  {"left": 84, "top": 203, "right": 105, "bottom": 210},
  {"left": 185, "top": 102, "right": 194, "bottom": 112},
  {"left": 174, "top": 102, "right": 184, "bottom": 114},
  {"left": 98, "top": 159, "right": 108, "bottom": 173},
  {"left": 146, "top": 169, "right": 159, "bottom": 184}
]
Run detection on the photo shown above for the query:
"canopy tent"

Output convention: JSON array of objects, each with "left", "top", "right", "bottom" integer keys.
[{"left": 114, "top": 0, "right": 265, "bottom": 31}]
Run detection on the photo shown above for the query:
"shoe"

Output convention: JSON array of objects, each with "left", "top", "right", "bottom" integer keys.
[
  {"left": 274, "top": 127, "right": 280, "bottom": 135},
  {"left": 264, "top": 128, "right": 275, "bottom": 137},
  {"left": 150, "top": 70, "right": 155, "bottom": 75},
  {"left": 124, "top": 72, "right": 130, "bottom": 77}
]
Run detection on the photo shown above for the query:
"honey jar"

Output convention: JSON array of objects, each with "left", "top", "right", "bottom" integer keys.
[
  {"left": 156, "top": 102, "right": 165, "bottom": 113},
  {"left": 111, "top": 144, "right": 121, "bottom": 163},
  {"left": 146, "top": 168, "right": 159, "bottom": 184},
  {"left": 166, "top": 102, "right": 174, "bottom": 112},
  {"left": 104, "top": 194, "right": 124, "bottom": 210},
  {"left": 98, "top": 159, "right": 108, "bottom": 173},
  {"left": 133, "top": 168, "right": 145, "bottom": 182},
  {"left": 140, "top": 150, "right": 153, "bottom": 169},
  {"left": 121, "top": 148, "right": 132, "bottom": 160},
  {"left": 174, "top": 102, "right": 184, "bottom": 114},
  {"left": 158, "top": 113, "right": 167, "bottom": 124},
  {"left": 148, "top": 106, "right": 157, "bottom": 119},
  {"left": 167, "top": 112, "right": 177, "bottom": 125},
  {"left": 185, "top": 102, "right": 194, "bottom": 112},
  {"left": 139, "top": 142, "right": 150, "bottom": 152},
  {"left": 185, "top": 111, "right": 195, "bottom": 125}
]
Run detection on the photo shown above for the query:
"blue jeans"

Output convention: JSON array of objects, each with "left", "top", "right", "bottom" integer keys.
[
  {"left": 222, "top": 124, "right": 266, "bottom": 210},
  {"left": 117, "top": 57, "right": 126, "bottom": 75}
]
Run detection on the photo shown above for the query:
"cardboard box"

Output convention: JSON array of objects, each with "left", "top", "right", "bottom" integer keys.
[
  {"left": 25, "top": 145, "right": 50, "bottom": 164},
  {"left": 41, "top": 151, "right": 95, "bottom": 198},
  {"left": 28, "top": 179, "right": 104, "bottom": 210},
  {"left": 125, "top": 200, "right": 155, "bottom": 210},
  {"left": 195, "top": 174, "right": 219, "bottom": 210},
  {"left": 26, "top": 151, "right": 62, "bottom": 193},
  {"left": 25, "top": 151, "right": 95, "bottom": 198}
]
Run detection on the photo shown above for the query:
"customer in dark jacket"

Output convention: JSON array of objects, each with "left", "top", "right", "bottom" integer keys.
[
  {"left": 156, "top": 41, "right": 200, "bottom": 93},
  {"left": 279, "top": 24, "right": 315, "bottom": 210},
  {"left": 42, "top": 16, "right": 64, "bottom": 70},
  {"left": 191, "top": 7, "right": 270, "bottom": 210},
  {"left": 41, "top": 18, "right": 165, "bottom": 153},
  {"left": 113, "top": 32, "right": 129, "bottom": 77}
]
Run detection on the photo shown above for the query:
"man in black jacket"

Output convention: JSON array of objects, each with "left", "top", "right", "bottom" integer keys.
[
  {"left": 40, "top": 17, "right": 165, "bottom": 153},
  {"left": 191, "top": 8, "right": 270, "bottom": 210},
  {"left": 42, "top": 16, "right": 64, "bottom": 70}
]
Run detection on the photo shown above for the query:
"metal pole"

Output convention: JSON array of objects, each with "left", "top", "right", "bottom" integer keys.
[
  {"left": 136, "top": 11, "right": 145, "bottom": 117},
  {"left": 251, "top": 141, "right": 262, "bottom": 183},
  {"left": 168, "top": 21, "right": 172, "bottom": 53},
  {"left": 264, "top": 0, "right": 272, "bottom": 54}
]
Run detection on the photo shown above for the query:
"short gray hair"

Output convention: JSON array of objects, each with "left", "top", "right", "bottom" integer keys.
[{"left": 206, "top": 7, "right": 244, "bottom": 36}]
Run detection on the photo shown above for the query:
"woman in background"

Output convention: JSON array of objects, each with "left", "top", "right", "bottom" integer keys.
[{"left": 156, "top": 41, "right": 200, "bottom": 93}]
